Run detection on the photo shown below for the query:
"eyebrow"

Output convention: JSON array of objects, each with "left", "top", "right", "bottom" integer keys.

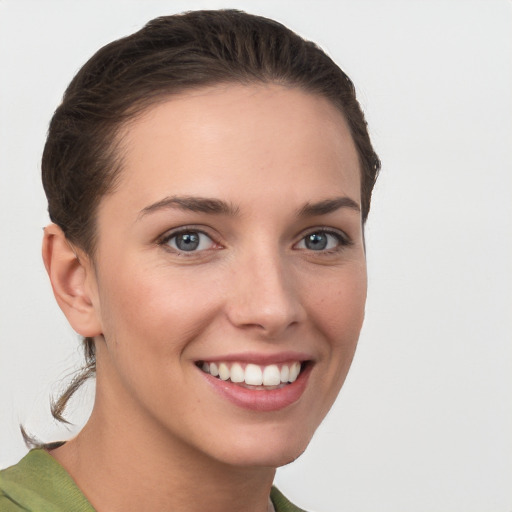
[
  {"left": 138, "top": 194, "right": 360, "bottom": 221},
  {"left": 297, "top": 196, "right": 360, "bottom": 217},
  {"left": 138, "top": 196, "right": 240, "bottom": 219}
]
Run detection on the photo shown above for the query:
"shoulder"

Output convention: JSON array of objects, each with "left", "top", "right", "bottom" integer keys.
[
  {"left": 0, "top": 449, "right": 94, "bottom": 512},
  {"left": 0, "top": 489, "right": 24, "bottom": 512},
  {"left": 271, "top": 486, "right": 310, "bottom": 512}
]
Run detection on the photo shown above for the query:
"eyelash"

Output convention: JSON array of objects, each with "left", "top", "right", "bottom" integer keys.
[
  {"left": 295, "top": 228, "right": 352, "bottom": 253},
  {"left": 158, "top": 227, "right": 219, "bottom": 255},
  {"left": 157, "top": 227, "right": 352, "bottom": 255}
]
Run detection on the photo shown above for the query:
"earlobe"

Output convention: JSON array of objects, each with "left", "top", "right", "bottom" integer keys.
[{"left": 42, "top": 224, "right": 103, "bottom": 337}]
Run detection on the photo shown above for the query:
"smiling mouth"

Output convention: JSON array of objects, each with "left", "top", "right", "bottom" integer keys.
[{"left": 196, "top": 361, "right": 306, "bottom": 390}]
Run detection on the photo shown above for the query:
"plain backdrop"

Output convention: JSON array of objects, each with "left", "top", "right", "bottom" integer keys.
[{"left": 1, "top": 1, "right": 511, "bottom": 511}]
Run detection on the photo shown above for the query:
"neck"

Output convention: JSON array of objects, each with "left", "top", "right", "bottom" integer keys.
[{"left": 50, "top": 382, "right": 276, "bottom": 512}]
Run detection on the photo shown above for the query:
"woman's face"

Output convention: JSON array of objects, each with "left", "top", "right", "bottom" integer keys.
[{"left": 88, "top": 84, "right": 366, "bottom": 467}]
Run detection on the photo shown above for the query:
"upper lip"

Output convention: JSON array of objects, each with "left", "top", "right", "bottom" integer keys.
[{"left": 195, "top": 351, "right": 314, "bottom": 365}]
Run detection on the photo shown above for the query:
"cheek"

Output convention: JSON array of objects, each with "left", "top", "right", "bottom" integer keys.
[
  {"left": 305, "top": 265, "right": 367, "bottom": 421},
  {"left": 96, "top": 261, "right": 223, "bottom": 357},
  {"left": 93, "top": 262, "right": 225, "bottom": 415},
  {"left": 308, "top": 264, "right": 367, "bottom": 346}
]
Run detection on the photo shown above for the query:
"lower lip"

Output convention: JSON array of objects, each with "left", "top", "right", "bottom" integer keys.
[{"left": 200, "top": 364, "right": 312, "bottom": 412}]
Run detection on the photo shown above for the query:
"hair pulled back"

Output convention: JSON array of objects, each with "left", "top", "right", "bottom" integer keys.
[{"left": 41, "top": 9, "right": 380, "bottom": 423}]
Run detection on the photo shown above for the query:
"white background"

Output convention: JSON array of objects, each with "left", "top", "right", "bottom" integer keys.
[{"left": 1, "top": 1, "right": 511, "bottom": 511}]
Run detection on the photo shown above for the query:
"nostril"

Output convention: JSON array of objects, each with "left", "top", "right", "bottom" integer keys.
[{"left": 227, "top": 306, "right": 303, "bottom": 338}]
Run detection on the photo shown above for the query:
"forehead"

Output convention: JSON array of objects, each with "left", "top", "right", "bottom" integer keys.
[{"left": 109, "top": 84, "right": 361, "bottom": 212}]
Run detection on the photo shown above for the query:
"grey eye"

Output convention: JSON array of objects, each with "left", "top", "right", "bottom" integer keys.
[
  {"left": 296, "top": 231, "right": 344, "bottom": 251},
  {"left": 304, "top": 233, "right": 328, "bottom": 250},
  {"left": 167, "top": 231, "right": 214, "bottom": 252}
]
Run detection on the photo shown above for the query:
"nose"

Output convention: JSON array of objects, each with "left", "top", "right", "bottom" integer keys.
[{"left": 225, "top": 247, "right": 305, "bottom": 338}]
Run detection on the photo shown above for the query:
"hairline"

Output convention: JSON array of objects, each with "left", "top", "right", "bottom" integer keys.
[{"left": 79, "top": 78, "right": 365, "bottom": 258}]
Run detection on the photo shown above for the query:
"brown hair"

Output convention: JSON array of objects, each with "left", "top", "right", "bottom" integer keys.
[{"left": 41, "top": 9, "right": 380, "bottom": 425}]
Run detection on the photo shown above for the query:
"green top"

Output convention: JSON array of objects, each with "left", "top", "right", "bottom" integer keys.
[{"left": 0, "top": 449, "right": 306, "bottom": 512}]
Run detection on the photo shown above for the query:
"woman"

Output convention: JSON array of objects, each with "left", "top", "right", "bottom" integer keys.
[{"left": 0, "top": 9, "right": 379, "bottom": 512}]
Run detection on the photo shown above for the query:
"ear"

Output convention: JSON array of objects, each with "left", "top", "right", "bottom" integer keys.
[{"left": 42, "top": 223, "right": 103, "bottom": 337}]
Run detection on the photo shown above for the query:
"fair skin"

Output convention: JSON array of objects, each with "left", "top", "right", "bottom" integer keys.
[{"left": 42, "top": 84, "right": 367, "bottom": 512}]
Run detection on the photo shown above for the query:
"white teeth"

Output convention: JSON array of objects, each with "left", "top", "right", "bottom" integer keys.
[
  {"left": 245, "top": 364, "right": 263, "bottom": 385},
  {"left": 218, "top": 362, "right": 230, "bottom": 381},
  {"left": 200, "top": 361, "right": 304, "bottom": 386},
  {"left": 288, "top": 362, "right": 300, "bottom": 383},
  {"left": 262, "top": 365, "right": 281, "bottom": 386},
  {"left": 280, "top": 365, "right": 289, "bottom": 383},
  {"left": 209, "top": 362, "right": 219, "bottom": 377},
  {"left": 230, "top": 362, "right": 245, "bottom": 383}
]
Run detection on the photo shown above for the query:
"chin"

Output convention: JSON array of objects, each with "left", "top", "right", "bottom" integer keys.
[
  {"left": 208, "top": 427, "right": 313, "bottom": 469},
  {"left": 221, "top": 446, "right": 308, "bottom": 469}
]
